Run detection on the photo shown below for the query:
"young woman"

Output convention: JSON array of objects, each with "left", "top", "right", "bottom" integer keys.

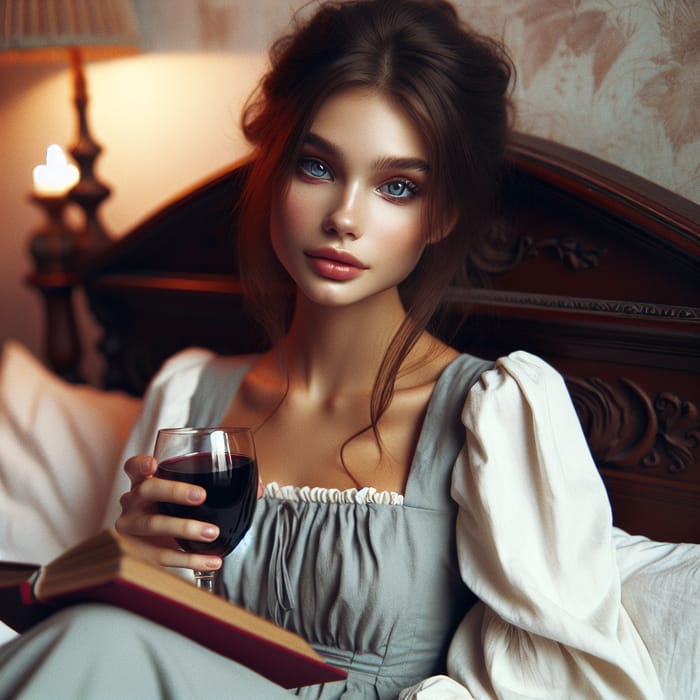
[{"left": 0, "top": 1, "right": 668, "bottom": 698}]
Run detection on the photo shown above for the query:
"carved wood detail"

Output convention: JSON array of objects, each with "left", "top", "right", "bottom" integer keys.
[
  {"left": 470, "top": 225, "right": 606, "bottom": 275},
  {"left": 566, "top": 375, "right": 699, "bottom": 476},
  {"left": 462, "top": 289, "right": 700, "bottom": 321}
]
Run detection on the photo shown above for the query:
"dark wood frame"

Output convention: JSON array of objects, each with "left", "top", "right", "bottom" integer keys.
[{"left": 29, "top": 132, "right": 700, "bottom": 543}]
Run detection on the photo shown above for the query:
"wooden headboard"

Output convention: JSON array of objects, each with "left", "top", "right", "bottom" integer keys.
[{"left": 33, "top": 132, "right": 700, "bottom": 543}]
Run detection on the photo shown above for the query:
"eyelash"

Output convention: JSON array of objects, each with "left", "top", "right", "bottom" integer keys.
[
  {"left": 378, "top": 179, "right": 419, "bottom": 201},
  {"left": 297, "top": 157, "right": 420, "bottom": 202},
  {"left": 298, "top": 157, "right": 331, "bottom": 180}
]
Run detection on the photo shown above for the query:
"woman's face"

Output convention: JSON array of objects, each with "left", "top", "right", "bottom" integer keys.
[{"left": 270, "top": 87, "right": 431, "bottom": 309}]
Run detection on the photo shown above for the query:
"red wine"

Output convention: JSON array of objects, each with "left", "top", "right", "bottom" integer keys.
[{"left": 156, "top": 452, "right": 258, "bottom": 556}]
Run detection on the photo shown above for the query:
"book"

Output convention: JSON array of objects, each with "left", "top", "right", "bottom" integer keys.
[{"left": 0, "top": 529, "right": 346, "bottom": 689}]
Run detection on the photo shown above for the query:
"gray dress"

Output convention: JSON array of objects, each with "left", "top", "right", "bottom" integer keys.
[{"left": 0, "top": 354, "right": 491, "bottom": 700}]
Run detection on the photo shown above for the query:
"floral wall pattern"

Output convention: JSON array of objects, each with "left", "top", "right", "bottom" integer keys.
[{"left": 455, "top": 0, "right": 699, "bottom": 202}]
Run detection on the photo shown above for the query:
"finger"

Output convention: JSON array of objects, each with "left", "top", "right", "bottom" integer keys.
[
  {"left": 138, "top": 476, "right": 207, "bottom": 506},
  {"left": 114, "top": 533, "right": 222, "bottom": 572},
  {"left": 117, "top": 510, "right": 219, "bottom": 545},
  {"left": 142, "top": 542, "right": 223, "bottom": 571},
  {"left": 156, "top": 547, "right": 223, "bottom": 571},
  {"left": 124, "top": 455, "right": 157, "bottom": 485},
  {"left": 119, "top": 487, "right": 154, "bottom": 519},
  {"left": 119, "top": 476, "right": 205, "bottom": 521}
]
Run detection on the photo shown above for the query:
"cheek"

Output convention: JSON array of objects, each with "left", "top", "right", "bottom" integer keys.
[
  {"left": 270, "top": 187, "right": 315, "bottom": 252},
  {"left": 377, "top": 210, "right": 427, "bottom": 263}
]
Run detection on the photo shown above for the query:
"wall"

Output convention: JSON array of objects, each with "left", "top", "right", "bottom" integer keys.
[
  {"left": 468, "top": 0, "right": 698, "bottom": 197},
  {"left": 0, "top": 0, "right": 697, "bottom": 385}
]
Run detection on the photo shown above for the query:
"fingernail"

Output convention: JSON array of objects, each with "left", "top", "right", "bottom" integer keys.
[
  {"left": 187, "top": 488, "right": 203, "bottom": 503},
  {"left": 206, "top": 558, "right": 222, "bottom": 570},
  {"left": 202, "top": 525, "right": 218, "bottom": 540}
]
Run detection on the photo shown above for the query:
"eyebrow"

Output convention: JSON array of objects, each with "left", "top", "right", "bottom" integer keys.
[{"left": 304, "top": 132, "right": 430, "bottom": 174}]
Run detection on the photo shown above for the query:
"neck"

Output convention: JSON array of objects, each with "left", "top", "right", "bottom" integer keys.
[{"left": 280, "top": 288, "right": 408, "bottom": 400}]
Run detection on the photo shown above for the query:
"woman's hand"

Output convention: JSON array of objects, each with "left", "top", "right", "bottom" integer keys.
[{"left": 115, "top": 454, "right": 223, "bottom": 573}]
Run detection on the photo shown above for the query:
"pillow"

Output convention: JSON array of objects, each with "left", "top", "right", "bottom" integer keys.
[
  {"left": 0, "top": 340, "right": 141, "bottom": 565},
  {"left": 613, "top": 528, "right": 700, "bottom": 699}
]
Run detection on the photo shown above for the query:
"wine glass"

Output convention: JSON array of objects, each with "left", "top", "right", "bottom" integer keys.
[{"left": 153, "top": 427, "right": 258, "bottom": 593}]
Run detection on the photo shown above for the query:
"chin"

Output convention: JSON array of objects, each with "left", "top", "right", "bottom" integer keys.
[{"left": 300, "top": 287, "right": 362, "bottom": 308}]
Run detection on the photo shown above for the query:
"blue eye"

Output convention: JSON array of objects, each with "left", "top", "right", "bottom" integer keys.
[
  {"left": 378, "top": 179, "right": 418, "bottom": 200},
  {"left": 299, "top": 157, "right": 331, "bottom": 180}
]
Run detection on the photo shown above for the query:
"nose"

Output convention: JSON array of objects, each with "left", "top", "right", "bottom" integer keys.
[{"left": 322, "top": 182, "right": 363, "bottom": 240}]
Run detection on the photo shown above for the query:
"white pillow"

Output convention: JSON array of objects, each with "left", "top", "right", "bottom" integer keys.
[
  {"left": 0, "top": 340, "right": 141, "bottom": 565},
  {"left": 613, "top": 528, "right": 700, "bottom": 699}
]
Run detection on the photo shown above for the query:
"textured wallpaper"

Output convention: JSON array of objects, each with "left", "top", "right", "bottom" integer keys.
[
  {"left": 457, "top": 0, "right": 699, "bottom": 203},
  {"left": 138, "top": 0, "right": 699, "bottom": 203}
]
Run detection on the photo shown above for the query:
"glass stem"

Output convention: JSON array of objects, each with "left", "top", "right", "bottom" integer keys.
[{"left": 194, "top": 570, "right": 216, "bottom": 593}]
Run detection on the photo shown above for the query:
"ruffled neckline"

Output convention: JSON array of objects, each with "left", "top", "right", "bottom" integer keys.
[{"left": 264, "top": 481, "right": 404, "bottom": 505}]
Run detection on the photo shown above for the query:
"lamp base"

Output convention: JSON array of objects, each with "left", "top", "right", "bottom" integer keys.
[
  {"left": 67, "top": 46, "right": 111, "bottom": 253},
  {"left": 26, "top": 193, "right": 83, "bottom": 382}
]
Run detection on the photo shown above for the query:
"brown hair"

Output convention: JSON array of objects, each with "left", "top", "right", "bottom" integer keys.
[{"left": 238, "top": 0, "right": 513, "bottom": 474}]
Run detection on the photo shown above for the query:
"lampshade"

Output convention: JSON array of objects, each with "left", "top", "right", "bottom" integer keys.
[
  {"left": 0, "top": 0, "right": 140, "bottom": 61},
  {"left": 1, "top": 0, "right": 142, "bottom": 252}
]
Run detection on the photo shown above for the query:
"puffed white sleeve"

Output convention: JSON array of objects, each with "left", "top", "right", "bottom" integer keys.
[
  {"left": 443, "top": 351, "right": 663, "bottom": 699},
  {"left": 100, "top": 347, "right": 216, "bottom": 529}
]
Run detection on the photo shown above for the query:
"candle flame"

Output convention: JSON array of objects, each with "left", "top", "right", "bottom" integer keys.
[{"left": 33, "top": 144, "right": 80, "bottom": 196}]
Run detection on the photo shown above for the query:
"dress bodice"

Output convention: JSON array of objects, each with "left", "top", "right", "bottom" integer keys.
[{"left": 188, "top": 354, "right": 491, "bottom": 698}]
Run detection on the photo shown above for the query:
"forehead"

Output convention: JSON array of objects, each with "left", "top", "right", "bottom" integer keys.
[{"left": 307, "top": 87, "right": 428, "bottom": 163}]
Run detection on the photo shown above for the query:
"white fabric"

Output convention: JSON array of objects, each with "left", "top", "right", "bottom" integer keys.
[
  {"left": 613, "top": 529, "right": 700, "bottom": 700},
  {"left": 449, "top": 352, "right": 662, "bottom": 698},
  {"left": 0, "top": 341, "right": 141, "bottom": 562},
  {"left": 0, "top": 340, "right": 142, "bottom": 646},
  {"left": 264, "top": 481, "right": 404, "bottom": 505},
  {"left": 400, "top": 675, "right": 476, "bottom": 699}
]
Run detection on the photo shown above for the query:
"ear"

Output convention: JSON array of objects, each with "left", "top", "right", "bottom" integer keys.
[{"left": 426, "top": 208, "right": 458, "bottom": 245}]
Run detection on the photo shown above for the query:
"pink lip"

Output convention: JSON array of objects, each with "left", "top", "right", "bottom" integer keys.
[
  {"left": 307, "top": 248, "right": 366, "bottom": 267},
  {"left": 305, "top": 248, "right": 367, "bottom": 282}
]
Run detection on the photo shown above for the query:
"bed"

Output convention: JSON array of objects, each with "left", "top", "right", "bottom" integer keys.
[
  {"left": 1, "top": 131, "right": 699, "bottom": 692},
  {"left": 32, "top": 131, "right": 699, "bottom": 544}
]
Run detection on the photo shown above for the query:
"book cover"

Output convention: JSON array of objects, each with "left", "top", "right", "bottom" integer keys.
[{"left": 0, "top": 530, "right": 346, "bottom": 689}]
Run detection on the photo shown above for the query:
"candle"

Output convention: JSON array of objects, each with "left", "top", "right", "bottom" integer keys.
[{"left": 33, "top": 144, "right": 80, "bottom": 197}]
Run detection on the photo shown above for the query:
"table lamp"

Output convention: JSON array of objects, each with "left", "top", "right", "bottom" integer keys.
[
  {"left": 1, "top": 0, "right": 140, "bottom": 381},
  {"left": 1, "top": 0, "right": 141, "bottom": 249}
]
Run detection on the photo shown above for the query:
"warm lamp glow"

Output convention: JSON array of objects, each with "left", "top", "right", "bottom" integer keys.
[
  {"left": 2, "top": 0, "right": 140, "bottom": 246},
  {"left": 33, "top": 144, "right": 80, "bottom": 196}
]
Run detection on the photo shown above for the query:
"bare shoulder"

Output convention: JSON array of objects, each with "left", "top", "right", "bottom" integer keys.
[
  {"left": 396, "top": 334, "right": 461, "bottom": 391},
  {"left": 221, "top": 351, "right": 286, "bottom": 425}
]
